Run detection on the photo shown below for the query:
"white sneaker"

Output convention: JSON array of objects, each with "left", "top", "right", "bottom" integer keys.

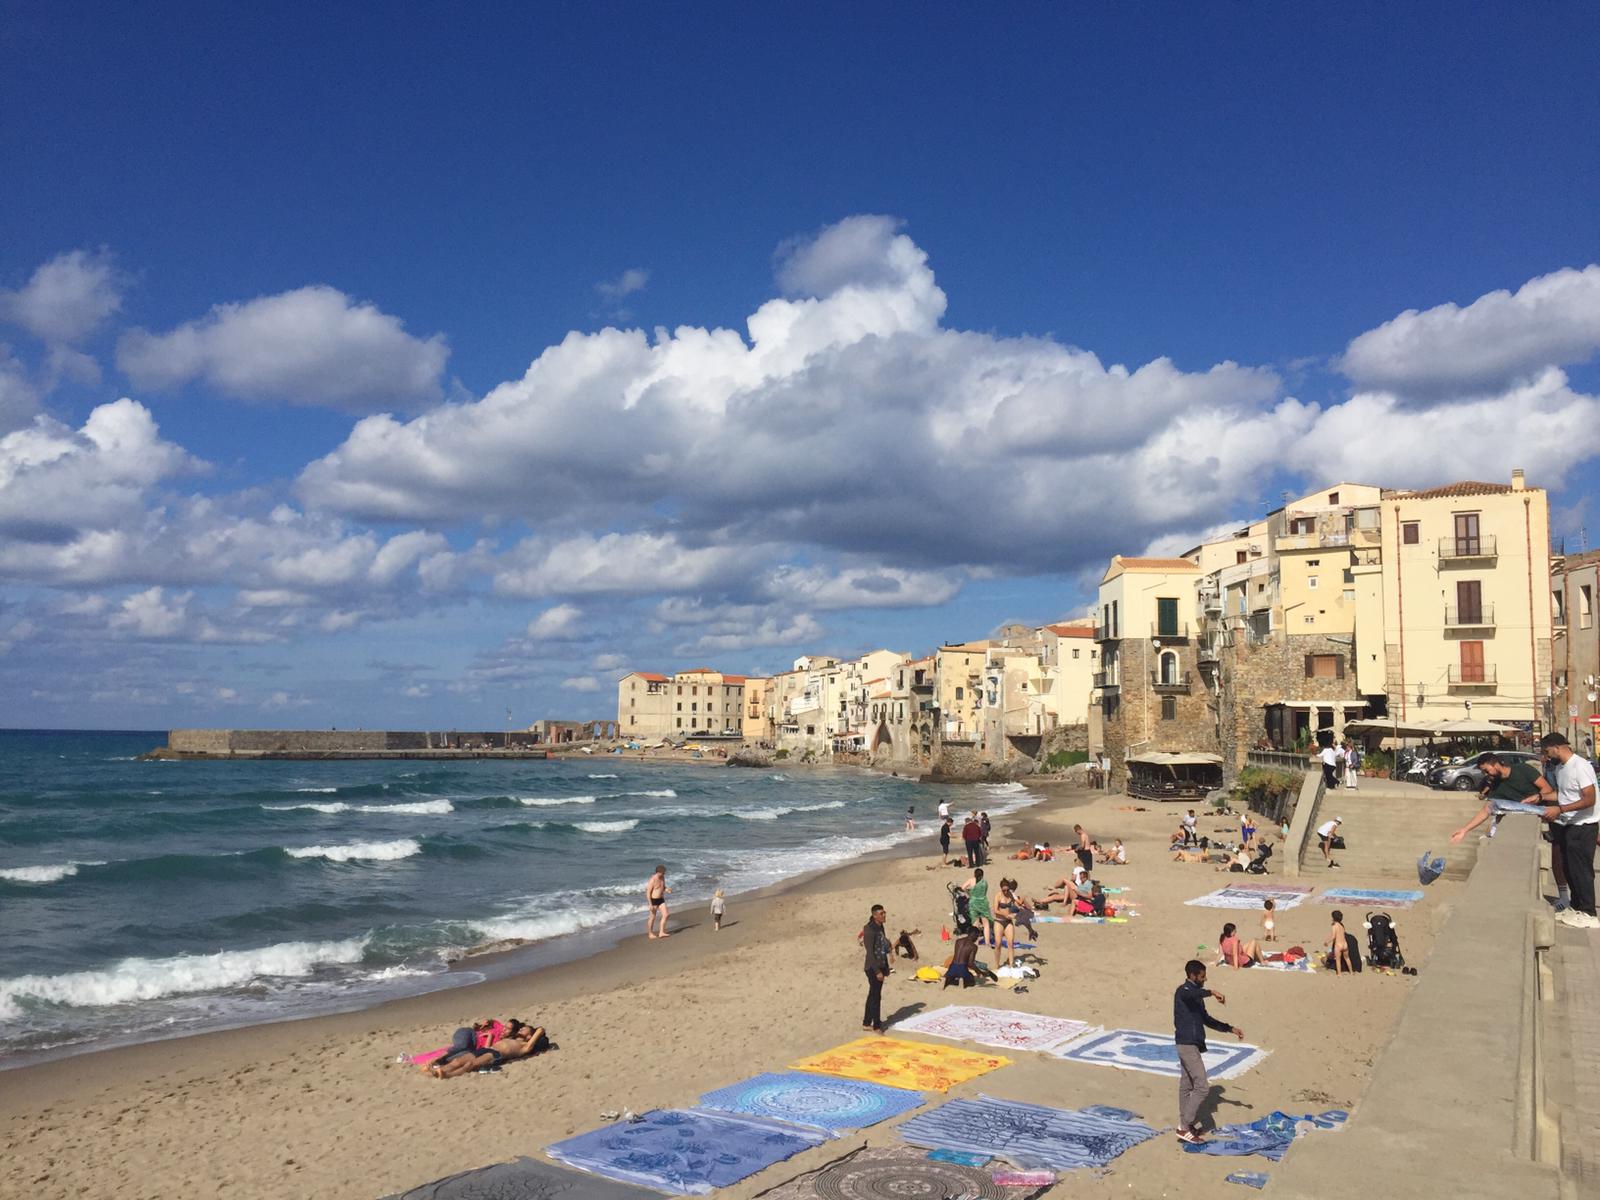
[{"left": 1555, "top": 910, "right": 1600, "bottom": 929}]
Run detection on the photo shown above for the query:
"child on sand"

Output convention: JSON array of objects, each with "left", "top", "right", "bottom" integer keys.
[
  {"left": 1261, "top": 898, "right": 1277, "bottom": 942},
  {"left": 1327, "top": 910, "right": 1352, "bottom": 974},
  {"left": 711, "top": 888, "right": 726, "bottom": 932}
]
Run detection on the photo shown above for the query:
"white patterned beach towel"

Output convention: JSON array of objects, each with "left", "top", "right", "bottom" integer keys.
[
  {"left": 1051, "top": 1028, "right": 1269, "bottom": 1081},
  {"left": 893, "top": 1006, "right": 1097, "bottom": 1053},
  {"left": 1185, "top": 886, "right": 1311, "bottom": 911}
]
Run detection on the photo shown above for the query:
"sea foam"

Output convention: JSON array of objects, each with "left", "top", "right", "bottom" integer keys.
[
  {"left": 356, "top": 800, "right": 453, "bottom": 815},
  {"left": 285, "top": 839, "right": 421, "bottom": 863},
  {"left": 574, "top": 819, "right": 639, "bottom": 833},
  {"left": 0, "top": 861, "right": 103, "bottom": 885},
  {"left": 0, "top": 937, "right": 369, "bottom": 1019}
]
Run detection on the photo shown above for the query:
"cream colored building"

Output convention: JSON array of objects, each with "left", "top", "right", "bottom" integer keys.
[
  {"left": 935, "top": 640, "right": 992, "bottom": 742},
  {"left": 741, "top": 676, "right": 774, "bottom": 743},
  {"left": 1374, "top": 472, "right": 1552, "bottom": 731},
  {"left": 773, "top": 655, "right": 841, "bottom": 756},
  {"left": 617, "top": 671, "right": 673, "bottom": 740},
  {"left": 1035, "top": 622, "right": 1097, "bottom": 729}
]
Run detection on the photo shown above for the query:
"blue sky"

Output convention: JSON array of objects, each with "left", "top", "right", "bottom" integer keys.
[{"left": 2, "top": 2, "right": 1597, "bottom": 729}]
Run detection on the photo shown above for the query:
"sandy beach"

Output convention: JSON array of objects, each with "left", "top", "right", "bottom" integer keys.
[{"left": 0, "top": 781, "right": 1457, "bottom": 1199}]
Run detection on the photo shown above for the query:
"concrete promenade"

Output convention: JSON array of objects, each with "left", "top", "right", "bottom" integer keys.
[{"left": 1273, "top": 815, "right": 1593, "bottom": 1198}]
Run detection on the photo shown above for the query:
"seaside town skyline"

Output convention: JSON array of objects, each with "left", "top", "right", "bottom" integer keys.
[{"left": 3, "top": 6, "right": 1599, "bottom": 732}]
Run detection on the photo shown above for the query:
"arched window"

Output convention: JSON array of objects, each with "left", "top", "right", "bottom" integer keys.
[{"left": 1159, "top": 650, "right": 1179, "bottom": 685}]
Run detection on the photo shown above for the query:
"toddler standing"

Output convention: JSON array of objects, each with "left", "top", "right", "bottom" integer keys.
[
  {"left": 1261, "top": 898, "right": 1277, "bottom": 942},
  {"left": 711, "top": 888, "right": 726, "bottom": 932}
]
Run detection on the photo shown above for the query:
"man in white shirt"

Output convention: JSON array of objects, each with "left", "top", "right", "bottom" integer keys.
[
  {"left": 1540, "top": 733, "right": 1598, "bottom": 928},
  {"left": 937, "top": 799, "right": 951, "bottom": 822},
  {"left": 1316, "top": 816, "right": 1342, "bottom": 870},
  {"left": 1316, "top": 743, "right": 1341, "bottom": 790},
  {"left": 1181, "top": 809, "right": 1198, "bottom": 847}
]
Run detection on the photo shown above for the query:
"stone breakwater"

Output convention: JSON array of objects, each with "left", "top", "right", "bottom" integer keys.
[{"left": 146, "top": 729, "right": 555, "bottom": 760}]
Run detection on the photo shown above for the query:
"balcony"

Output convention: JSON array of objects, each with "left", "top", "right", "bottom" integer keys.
[
  {"left": 1447, "top": 665, "right": 1498, "bottom": 690},
  {"left": 1197, "top": 635, "right": 1223, "bottom": 663},
  {"left": 1095, "top": 623, "right": 1116, "bottom": 641},
  {"left": 1150, "top": 670, "right": 1193, "bottom": 694},
  {"left": 1092, "top": 671, "right": 1119, "bottom": 694},
  {"left": 1444, "top": 604, "right": 1496, "bottom": 630},
  {"left": 1439, "top": 535, "right": 1497, "bottom": 561},
  {"left": 1151, "top": 622, "right": 1190, "bottom": 641}
]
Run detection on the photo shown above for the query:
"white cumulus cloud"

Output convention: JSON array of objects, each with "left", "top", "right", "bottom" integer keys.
[
  {"left": 527, "top": 603, "right": 582, "bottom": 639},
  {"left": 596, "top": 268, "right": 649, "bottom": 299},
  {"left": 0, "top": 249, "right": 124, "bottom": 344},
  {"left": 560, "top": 675, "right": 601, "bottom": 692},
  {"left": 117, "top": 285, "right": 449, "bottom": 412}
]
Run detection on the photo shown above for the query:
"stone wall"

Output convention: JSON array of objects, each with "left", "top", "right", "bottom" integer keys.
[
  {"left": 1215, "top": 633, "right": 1364, "bottom": 772},
  {"left": 1039, "top": 723, "right": 1089, "bottom": 758},
  {"left": 1101, "top": 637, "right": 1217, "bottom": 787},
  {"left": 167, "top": 729, "right": 504, "bottom": 754}
]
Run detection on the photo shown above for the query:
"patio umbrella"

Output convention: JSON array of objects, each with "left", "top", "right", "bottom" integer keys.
[
  {"left": 1427, "top": 719, "right": 1521, "bottom": 737},
  {"left": 1343, "top": 718, "right": 1439, "bottom": 739}
]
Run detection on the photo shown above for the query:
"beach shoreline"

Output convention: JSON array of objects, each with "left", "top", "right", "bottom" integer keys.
[{"left": 1, "top": 782, "right": 1455, "bottom": 1200}]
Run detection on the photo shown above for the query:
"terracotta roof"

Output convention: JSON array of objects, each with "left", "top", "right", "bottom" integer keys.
[
  {"left": 1115, "top": 556, "right": 1200, "bottom": 570},
  {"left": 1383, "top": 481, "right": 1520, "bottom": 500},
  {"left": 721, "top": 674, "right": 747, "bottom": 684},
  {"left": 631, "top": 671, "right": 668, "bottom": 682},
  {"left": 1048, "top": 624, "right": 1096, "bottom": 638}
]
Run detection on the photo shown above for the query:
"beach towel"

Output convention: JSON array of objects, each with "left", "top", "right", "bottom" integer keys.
[
  {"left": 895, "top": 1095, "right": 1160, "bottom": 1171},
  {"left": 1069, "top": 916, "right": 1128, "bottom": 924},
  {"left": 1186, "top": 887, "right": 1310, "bottom": 911},
  {"left": 384, "top": 1155, "right": 662, "bottom": 1200},
  {"left": 750, "top": 1144, "right": 1051, "bottom": 1200},
  {"left": 1254, "top": 955, "right": 1315, "bottom": 972},
  {"left": 891, "top": 1006, "right": 1094, "bottom": 1053},
  {"left": 546, "top": 1109, "right": 828, "bottom": 1196},
  {"left": 1182, "top": 1110, "right": 1349, "bottom": 1162},
  {"left": 1318, "top": 887, "right": 1425, "bottom": 907},
  {"left": 698, "top": 1071, "right": 923, "bottom": 1134},
  {"left": 1226, "top": 1171, "right": 1269, "bottom": 1189},
  {"left": 1214, "top": 882, "right": 1313, "bottom": 894},
  {"left": 791, "top": 1036, "right": 1010, "bottom": 1093},
  {"left": 407, "top": 1021, "right": 507, "bottom": 1067},
  {"left": 1050, "top": 1028, "right": 1268, "bottom": 1081}
]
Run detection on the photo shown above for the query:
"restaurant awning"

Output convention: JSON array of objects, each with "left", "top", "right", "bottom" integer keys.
[{"left": 1126, "top": 751, "right": 1224, "bottom": 765}]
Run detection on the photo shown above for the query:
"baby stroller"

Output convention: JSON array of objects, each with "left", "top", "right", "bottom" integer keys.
[
  {"left": 1364, "top": 911, "right": 1404, "bottom": 969},
  {"left": 1244, "top": 842, "right": 1275, "bottom": 875},
  {"left": 947, "top": 882, "right": 974, "bottom": 937}
]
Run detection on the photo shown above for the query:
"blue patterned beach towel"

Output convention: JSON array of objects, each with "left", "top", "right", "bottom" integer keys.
[
  {"left": 1051, "top": 1028, "right": 1268, "bottom": 1081},
  {"left": 895, "top": 1095, "right": 1159, "bottom": 1170},
  {"left": 698, "top": 1072, "right": 923, "bottom": 1133},
  {"left": 546, "top": 1109, "right": 829, "bottom": 1195},
  {"left": 1184, "top": 1110, "right": 1350, "bottom": 1162},
  {"left": 1319, "top": 887, "right": 1424, "bottom": 906}
]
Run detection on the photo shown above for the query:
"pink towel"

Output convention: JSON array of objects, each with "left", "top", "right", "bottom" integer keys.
[{"left": 407, "top": 1021, "right": 506, "bottom": 1066}]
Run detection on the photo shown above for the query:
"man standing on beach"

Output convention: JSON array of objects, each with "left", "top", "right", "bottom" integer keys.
[
  {"left": 1073, "top": 824, "right": 1094, "bottom": 874},
  {"left": 962, "top": 813, "right": 983, "bottom": 867},
  {"left": 1539, "top": 733, "right": 1599, "bottom": 929},
  {"left": 645, "top": 864, "right": 671, "bottom": 939},
  {"left": 862, "top": 904, "right": 891, "bottom": 1032},
  {"left": 1174, "top": 959, "right": 1244, "bottom": 1144}
]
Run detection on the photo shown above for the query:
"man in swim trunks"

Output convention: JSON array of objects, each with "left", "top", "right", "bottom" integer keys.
[{"left": 646, "top": 864, "right": 671, "bottom": 939}]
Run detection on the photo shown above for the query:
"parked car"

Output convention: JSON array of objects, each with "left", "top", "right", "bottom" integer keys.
[{"left": 1428, "top": 750, "right": 1539, "bottom": 791}]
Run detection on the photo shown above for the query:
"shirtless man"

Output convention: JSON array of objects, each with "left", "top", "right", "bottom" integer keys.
[{"left": 646, "top": 864, "right": 671, "bottom": 939}]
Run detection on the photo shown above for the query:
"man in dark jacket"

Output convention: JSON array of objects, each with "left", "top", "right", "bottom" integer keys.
[
  {"left": 862, "top": 904, "right": 892, "bottom": 1032},
  {"left": 1174, "top": 960, "right": 1243, "bottom": 1144},
  {"left": 961, "top": 815, "right": 983, "bottom": 867}
]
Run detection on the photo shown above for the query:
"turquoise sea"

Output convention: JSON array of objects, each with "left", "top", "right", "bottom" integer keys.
[{"left": 0, "top": 730, "right": 1034, "bottom": 1064}]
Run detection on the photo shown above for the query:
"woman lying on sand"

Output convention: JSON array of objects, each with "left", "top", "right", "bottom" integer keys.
[{"left": 428, "top": 1019, "right": 549, "bottom": 1078}]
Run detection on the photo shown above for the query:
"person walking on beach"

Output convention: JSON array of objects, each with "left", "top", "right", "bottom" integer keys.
[
  {"left": 979, "top": 811, "right": 992, "bottom": 851},
  {"left": 1316, "top": 816, "right": 1342, "bottom": 870},
  {"left": 862, "top": 904, "right": 892, "bottom": 1032},
  {"left": 1174, "top": 959, "right": 1244, "bottom": 1144},
  {"left": 645, "top": 864, "right": 671, "bottom": 939},
  {"left": 711, "top": 888, "right": 726, "bottom": 932},
  {"left": 1539, "top": 733, "right": 1599, "bottom": 929},
  {"left": 1074, "top": 824, "right": 1094, "bottom": 874},
  {"left": 938, "top": 816, "right": 952, "bottom": 861},
  {"left": 905, "top": 805, "right": 916, "bottom": 832},
  {"left": 962, "top": 813, "right": 983, "bottom": 867}
]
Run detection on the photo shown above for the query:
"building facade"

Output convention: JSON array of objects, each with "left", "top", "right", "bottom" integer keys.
[{"left": 1552, "top": 549, "right": 1600, "bottom": 752}]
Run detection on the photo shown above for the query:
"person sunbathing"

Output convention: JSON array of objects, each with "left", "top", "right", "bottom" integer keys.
[
  {"left": 1096, "top": 838, "right": 1127, "bottom": 865},
  {"left": 1217, "top": 922, "right": 1265, "bottom": 968},
  {"left": 1215, "top": 845, "right": 1253, "bottom": 872},
  {"left": 491, "top": 1019, "right": 549, "bottom": 1061}
]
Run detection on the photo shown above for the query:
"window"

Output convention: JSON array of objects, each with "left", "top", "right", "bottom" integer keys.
[
  {"left": 691, "top": 685, "right": 698, "bottom": 696},
  {"left": 1343, "top": 589, "right": 1356, "bottom": 602},
  {"left": 1111, "top": 600, "right": 1119, "bottom": 637},
  {"left": 1456, "top": 580, "right": 1483, "bottom": 625},
  {"left": 1290, "top": 517, "right": 1314, "bottom": 535},
  {"left": 955, "top": 686, "right": 964, "bottom": 701},
  {"left": 1307, "top": 559, "right": 1321, "bottom": 567},
  {"left": 1308, "top": 577, "right": 1319, "bottom": 590},
  {"left": 1554, "top": 590, "right": 1566, "bottom": 623},
  {"left": 1454, "top": 513, "right": 1481, "bottom": 556},
  {"left": 1156, "top": 597, "right": 1179, "bottom": 636},
  {"left": 1071, "top": 648, "right": 1080, "bottom": 659},
  {"left": 1161, "top": 696, "right": 1177, "bottom": 720},
  {"left": 691, "top": 702, "right": 698, "bottom": 712},
  {"left": 1090, "top": 649, "right": 1097, "bottom": 660},
  {"left": 805, "top": 724, "right": 815, "bottom": 735},
  {"left": 676, "top": 702, "right": 682, "bottom": 711},
  {"left": 1583, "top": 585, "right": 1593, "bottom": 630},
  {"left": 1236, "top": 550, "right": 1248, "bottom": 564},
  {"left": 675, "top": 718, "right": 682, "bottom": 727},
  {"left": 1459, "top": 641, "right": 1485, "bottom": 683},
  {"left": 1402, "top": 522, "right": 1419, "bottom": 545},
  {"left": 1328, "top": 491, "right": 1339, "bottom": 505},
  {"left": 1305, "top": 654, "right": 1345, "bottom": 679},
  {"left": 1159, "top": 650, "right": 1179, "bottom": 684},
  {"left": 676, "top": 685, "right": 682, "bottom": 695}
]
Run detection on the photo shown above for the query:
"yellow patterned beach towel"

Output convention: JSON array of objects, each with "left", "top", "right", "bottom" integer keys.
[{"left": 790, "top": 1036, "right": 1010, "bottom": 1092}]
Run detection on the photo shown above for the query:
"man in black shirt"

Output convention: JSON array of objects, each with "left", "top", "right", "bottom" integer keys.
[
  {"left": 861, "top": 904, "right": 892, "bottom": 1033},
  {"left": 1174, "top": 959, "right": 1243, "bottom": 1144}
]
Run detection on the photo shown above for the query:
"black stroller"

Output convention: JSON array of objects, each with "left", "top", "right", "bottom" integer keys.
[
  {"left": 1364, "top": 911, "right": 1404, "bottom": 969},
  {"left": 1244, "top": 842, "right": 1275, "bottom": 875},
  {"left": 947, "top": 882, "right": 974, "bottom": 937}
]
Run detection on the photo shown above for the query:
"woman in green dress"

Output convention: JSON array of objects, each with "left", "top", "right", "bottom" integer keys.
[{"left": 963, "top": 867, "right": 995, "bottom": 955}]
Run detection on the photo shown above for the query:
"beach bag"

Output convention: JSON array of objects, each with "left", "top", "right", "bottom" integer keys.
[
  {"left": 1073, "top": 898, "right": 1094, "bottom": 915},
  {"left": 1417, "top": 850, "right": 1445, "bottom": 885},
  {"left": 915, "top": 965, "right": 943, "bottom": 982}
]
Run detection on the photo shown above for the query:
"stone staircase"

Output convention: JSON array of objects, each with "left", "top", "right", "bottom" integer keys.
[{"left": 1296, "top": 778, "right": 1486, "bottom": 881}]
